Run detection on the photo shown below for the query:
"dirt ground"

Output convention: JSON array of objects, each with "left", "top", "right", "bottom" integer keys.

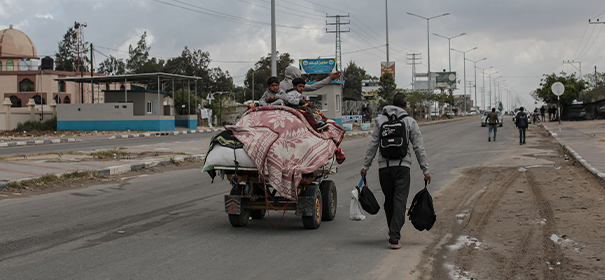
[{"left": 415, "top": 126, "right": 605, "bottom": 279}]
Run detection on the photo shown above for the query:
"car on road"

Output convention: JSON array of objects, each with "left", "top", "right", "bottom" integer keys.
[
  {"left": 481, "top": 111, "right": 503, "bottom": 127},
  {"left": 469, "top": 109, "right": 478, "bottom": 115}
]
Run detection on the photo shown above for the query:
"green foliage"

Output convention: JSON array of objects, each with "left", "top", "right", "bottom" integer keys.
[
  {"left": 90, "top": 149, "right": 130, "bottom": 159},
  {"left": 13, "top": 116, "right": 57, "bottom": 132},
  {"left": 533, "top": 73, "right": 586, "bottom": 104},
  {"left": 127, "top": 31, "right": 151, "bottom": 73},
  {"left": 173, "top": 88, "right": 203, "bottom": 115},
  {"left": 378, "top": 72, "right": 397, "bottom": 103},
  {"left": 582, "top": 71, "right": 605, "bottom": 102},
  {"left": 55, "top": 23, "right": 89, "bottom": 72},
  {"left": 97, "top": 55, "right": 126, "bottom": 75},
  {"left": 204, "top": 93, "right": 236, "bottom": 125},
  {"left": 342, "top": 61, "right": 375, "bottom": 99},
  {"left": 244, "top": 52, "right": 293, "bottom": 101}
]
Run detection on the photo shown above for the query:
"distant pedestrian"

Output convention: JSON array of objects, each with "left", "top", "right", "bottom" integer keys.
[
  {"left": 486, "top": 108, "right": 500, "bottom": 142},
  {"left": 515, "top": 107, "right": 529, "bottom": 145},
  {"left": 540, "top": 106, "right": 546, "bottom": 122}
]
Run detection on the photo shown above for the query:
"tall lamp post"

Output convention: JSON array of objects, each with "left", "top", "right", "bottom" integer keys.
[
  {"left": 485, "top": 71, "right": 498, "bottom": 108},
  {"left": 407, "top": 12, "right": 450, "bottom": 92},
  {"left": 476, "top": 66, "right": 493, "bottom": 110},
  {"left": 451, "top": 47, "right": 477, "bottom": 114},
  {"left": 466, "top": 57, "right": 486, "bottom": 111},
  {"left": 433, "top": 32, "right": 466, "bottom": 71}
]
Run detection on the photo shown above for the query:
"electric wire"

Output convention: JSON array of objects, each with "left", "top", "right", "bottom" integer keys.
[{"left": 577, "top": 24, "right": 604, "bottom": 60}]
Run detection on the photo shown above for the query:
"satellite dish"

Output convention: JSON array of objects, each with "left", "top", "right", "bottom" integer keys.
[{"left": 551, "top": 82, "right": 565, "bottom": 96}]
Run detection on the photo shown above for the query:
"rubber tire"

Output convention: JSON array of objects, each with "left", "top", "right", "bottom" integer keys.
[
  {"left": 301, "top": 185, "right": 322, "bottom": 229},
  {"left": 228, "top": 185, "right": 250, "bottom": 227},
  {"left": 250, "top": 209, "right": 266, "bottom": 219},
  {"left": 319, "top": 180, "right": 337, "bottom": 221}
]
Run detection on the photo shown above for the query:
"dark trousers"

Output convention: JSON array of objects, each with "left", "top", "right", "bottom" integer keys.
[
  {"left": 519, "top": 127, "right": 526, "bottom": 143},
  {"left": 379, "top": 166, "right": 411, "bottom": 244}
]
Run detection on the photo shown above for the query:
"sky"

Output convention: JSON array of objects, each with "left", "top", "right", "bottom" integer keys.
[{"left": 1, "top": 0, "right": 604, "bottom": 111}]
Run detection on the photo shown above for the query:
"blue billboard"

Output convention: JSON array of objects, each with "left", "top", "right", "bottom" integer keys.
[{"left": 299, "top": 58, "right": 337, "bottom": 74}]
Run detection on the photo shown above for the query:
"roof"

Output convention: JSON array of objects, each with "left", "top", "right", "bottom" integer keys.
[
  {"left": 0, "top": 25, "right": 38, "bottom": 59},
  {"left": 54, "top": 72, "right": 203, "bottom": 84}
]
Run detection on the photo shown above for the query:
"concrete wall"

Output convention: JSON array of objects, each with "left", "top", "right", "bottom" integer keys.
[
  {"left": 105, "top": 91, "right": 165, "bottom": 116},
  {"left": 56, "top": 103, "right": 176, "bottom": 131},
  {"left": 1, "top": 98, "right": 57, "bottom": 130},
  {"left": 303, "top": 83, "right": 343, "bottom": 125}
]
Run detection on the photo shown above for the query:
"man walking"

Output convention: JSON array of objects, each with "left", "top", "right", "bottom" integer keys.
[
  {"left": 486, "top": 108, "right": 500, "bottom": 142},
  {"left": 360, "top": 92, "right": 431, "bottom": 250},
  {"left": 515, "top": 107, "right": 529, "bottom": 145},
  {"left": 540, "top": 105, "right": 546, "bottom": 122}
]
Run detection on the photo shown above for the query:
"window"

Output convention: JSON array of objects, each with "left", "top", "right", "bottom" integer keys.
[
  {"left": 6, "top": 60, "right": 13, "bottom": 71},
  {"left": 147, "top": 101, "right": 153, "bottom": 114},
  {"left": 0, "top": 61, "right": 2, "bottom": 71},
  {"left": 33, "top": 94, "right": 46, "bottom": 105},
  {"left": 19, "top": 78, "right": 35, "bottom": 92},
  {"left": 336, "top": 95, "right": 341, "bottom": 112},
  {"left": 58, "top": 81, "right": 66, "bottom": 92},
  {"left": 9, "top": 95, "right": 21, "bottom": 107},
  {"left": 63, "top": 96, "right": 71, "bottom": 104}
]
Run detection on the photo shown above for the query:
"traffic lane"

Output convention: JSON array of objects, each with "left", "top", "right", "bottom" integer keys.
[
  {"left": 0, "top": 132, "right": 215, "bottom": 157},
  {"left": 1, "top": 133, "right": 437, "bottom": 279}
]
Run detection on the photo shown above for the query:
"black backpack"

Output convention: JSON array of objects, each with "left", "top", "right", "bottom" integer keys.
[
  {"left": 407, "top": 181, "right": 436, "bottom": 231},
  {"left": 379, "top": 113, "right": 409, "bottom": 165}
]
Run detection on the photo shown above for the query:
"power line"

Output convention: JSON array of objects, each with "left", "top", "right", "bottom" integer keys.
[{"left": 577, "top": 24, "right": 604, "bottom": 59}]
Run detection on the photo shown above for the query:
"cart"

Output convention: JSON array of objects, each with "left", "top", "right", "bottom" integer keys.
[{"left": 218, "top": 166, "right": 337, "bottom": 229}]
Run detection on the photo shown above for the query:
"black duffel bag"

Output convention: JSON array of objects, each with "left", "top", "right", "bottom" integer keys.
[{"left": 357, "top": 176, "right": 380, "bottom": 215}]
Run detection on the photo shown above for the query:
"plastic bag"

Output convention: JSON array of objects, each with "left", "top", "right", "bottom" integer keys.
[{"left": 350, "top": 188, "right": 366, "bottom": 221}]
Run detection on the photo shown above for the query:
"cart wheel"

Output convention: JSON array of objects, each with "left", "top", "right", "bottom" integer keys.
[
  {"left": 320, "top": 180, "right": 337, "bottom": 221},
  {"left": 250, "top": 209, "right": 266, "bottom": 219},
  {"left": 228, "top": 185, "right": 250, "bottom": 227},
  {"left": 301, "top": 185, "right": 322, "bottom": 229}
]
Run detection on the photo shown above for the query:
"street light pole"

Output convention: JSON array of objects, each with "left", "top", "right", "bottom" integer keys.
[
  {"left": 451, "top": 47, "right": 477, "bottom": 114},
  {"left": 433, "top": 32, "right": 466, "bottom": 71},
  {"left": 407, "top": 12, "right": 450, "bottom": 93},
  {"left": 485, "top": 71, "right": 498, "bottom": 108},
  {"left": 476, "top": 66, "right": 493, "bottom": 110},
  {"left": 465, "top": 57, "right": 486, "bottom": 111}
]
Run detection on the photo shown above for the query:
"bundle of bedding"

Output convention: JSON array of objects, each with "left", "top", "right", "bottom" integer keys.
[{"left": 203, "top": 106, "right": 346, "bottom": 200}]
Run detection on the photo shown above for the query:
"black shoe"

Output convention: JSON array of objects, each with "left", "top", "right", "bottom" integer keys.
[
  {"left": 488, "top": 137, "right": 491, "bottom": 142},
  {"left": 316, "top": 122, "right": 329, "bottom": 131},
  {"left": 520, "top": 142, "right": 523, "bottom": 145},
  {"left": 523, "top": 141, "right": 526, "bottom": 145}
]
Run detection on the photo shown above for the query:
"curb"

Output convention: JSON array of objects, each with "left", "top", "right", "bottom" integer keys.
[
  {"left": 0, "top": 138, "right": 78, "bottom": 148},
  {"left": 542, "top": 124, "right": 605, "bottom": 182}
]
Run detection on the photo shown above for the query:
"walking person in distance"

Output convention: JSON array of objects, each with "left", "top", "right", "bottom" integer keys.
[
  {"left": 486, "top": 107, "right": 500, "bottom": 142},
  {"left": 515, "top": 107, "right": 529, "bottom": 145},
  {"left": 360, "top": 92, "right": 431, "bottom": 250}
]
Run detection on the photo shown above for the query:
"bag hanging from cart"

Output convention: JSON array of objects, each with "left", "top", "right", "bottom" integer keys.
[{"left": 357, "top": 176, "right": 380, "bottom": 215}]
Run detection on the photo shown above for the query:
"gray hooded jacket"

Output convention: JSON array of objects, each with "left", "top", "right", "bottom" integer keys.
[
  {"left": 363, "top": 105, "right": 429, "bottom": 174},
  {"left": 279, "top": 66, "right": 333, "bottom": 105}
]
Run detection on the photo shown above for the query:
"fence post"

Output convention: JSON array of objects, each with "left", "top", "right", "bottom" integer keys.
[
  {"left": 3, "top": 98, "right": 11, "bottom": 130},
  {"left": 50, "top": 100, "right": 57, "bottom": 117},
  {"left": 27, "top": 98, "right": 36, "bottom": 122}
]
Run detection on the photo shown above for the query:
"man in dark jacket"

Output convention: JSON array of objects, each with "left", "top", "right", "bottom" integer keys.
[
  {"left": 515, "top": 107, "right": 529, "bottom": 145},
  {"left": 360, "top": 92, "right": 431, "bottom": 250},
  {"left": 486, "top": 108, "right": 500, "bottom": 142}
]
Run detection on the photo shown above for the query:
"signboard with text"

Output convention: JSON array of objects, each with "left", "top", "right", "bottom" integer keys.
[
  {"left": 381, "top": 61, "right": 395, "bottom": 77},
  {"left": 435, "top": 71, "right": 457, "bottom": 90},
  {"left": 299, "top": 58, "right": 337, "bottom": 74}
]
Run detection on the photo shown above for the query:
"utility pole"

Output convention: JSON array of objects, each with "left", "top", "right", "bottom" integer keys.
[
  {"left": 75, "top": 21, "right": 87, "bottom": 103},
  {"left": 385, "top": 0, "right": 389, "bottom": 62},
  {"left": 563, "top": 60, "right": 582, "bottom": 80},
  {"left": 326, "top": 14, "right": 350, "bottom": 72},
  {"left": 90, "top": 43, "right": 94, "bottom": 103},
  {"left": 406, "top": 53, "right": 422, "bottom": 90},
  {"left": 271, "top": 0, "right": 276, "bottom": 76}
]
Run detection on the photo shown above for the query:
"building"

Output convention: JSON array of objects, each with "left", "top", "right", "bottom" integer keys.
[{"left": 0, "top": 25, "right": 105, "bottom": 108}]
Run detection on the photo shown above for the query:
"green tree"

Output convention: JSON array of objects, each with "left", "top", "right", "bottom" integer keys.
[
  {"left": 244, "top": 52, "right": 293, "bottom": 101},
  {"left": 97, "top": 55, "right": 126, "bottom": 75},
  {"left": 378, "top": 72, "right": 396, "bottom": 103},
  {"left": 342, "top": 61, "right": 373, "bottom": 99},
  {"left": 532, "top": 73, "right": 586, "bottom": 105},
  {"left": 583, "top": 71, "right": 605, "bottom": 102},
  {"left": 126, "top": 31, "right": 151, "bottom": 73},
  {"left": 54, "top": 23, "right": 89, "bottom": 72}
]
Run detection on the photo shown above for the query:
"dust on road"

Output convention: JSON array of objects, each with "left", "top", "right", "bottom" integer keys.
[{"left": 416, "top": 126, "right": 605, "bottom": 279}]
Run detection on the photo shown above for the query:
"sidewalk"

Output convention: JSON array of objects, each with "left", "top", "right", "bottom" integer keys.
[
  {"left": 0, "top": 116, "right": 472, "bottom": 188},
  {"left": 542, "top": 120, "right": 605, "bottom": 181}
]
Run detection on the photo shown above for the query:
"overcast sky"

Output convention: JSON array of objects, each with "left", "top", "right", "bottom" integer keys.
[{"left": 2, "top": 0, "right": 604, "bottom": 110}]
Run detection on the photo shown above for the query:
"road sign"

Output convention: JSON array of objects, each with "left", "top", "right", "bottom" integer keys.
[{"left": 551, "top": 82, "right": 565, "bottom": 96}]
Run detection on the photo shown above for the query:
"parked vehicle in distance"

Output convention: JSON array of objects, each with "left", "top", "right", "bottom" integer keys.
[
  {"left": 469, "top": 109, "right": 478, "bottom": 115},
  {"left": 481, "top": 111, "right": 503, "bottom": 127},
  {"left": 446, "top": 111, "right": 455, "bottom": 117}
]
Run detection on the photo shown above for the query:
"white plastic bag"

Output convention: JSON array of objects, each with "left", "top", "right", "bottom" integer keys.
[{"left": 350, "top": 188, "right": 366, "bottom": 221}]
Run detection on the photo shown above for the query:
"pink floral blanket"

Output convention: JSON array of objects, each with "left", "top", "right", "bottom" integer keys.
[{"left": 226, "top": 106, "right": 345, "bottom": 201}]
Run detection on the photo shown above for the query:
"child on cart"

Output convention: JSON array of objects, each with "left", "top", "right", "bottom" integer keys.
[
  {"left": 259, "top": 76, "right": 286, "bottom": 106},
  {"left": 284, "top": 78, "right": 329, "bottom": 131}
]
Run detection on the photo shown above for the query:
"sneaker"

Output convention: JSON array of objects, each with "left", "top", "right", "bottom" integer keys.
[
  {"left": 488, "top": 137, "right": 491, "bottom": 142},
  {"left": 390, "top": 243, "right": 401, "bottom": 250},
  {"left": 493, "top": 139, "right": 496, "bottom": 142}
]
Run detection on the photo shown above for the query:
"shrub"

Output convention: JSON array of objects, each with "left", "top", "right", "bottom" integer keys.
[{"left": 13, "top": 116, "right": 57, "bottom": 132}]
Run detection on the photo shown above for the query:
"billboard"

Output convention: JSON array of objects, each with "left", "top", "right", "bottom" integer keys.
[
  {"left": 299, "top": 58, "right": 337, "bottom": 74},
  {"left": 381, "top": 61, "right": 395, "bottom": 77},
  {"left": 435, "top": 72, "right": 457, "bottom": 90}
]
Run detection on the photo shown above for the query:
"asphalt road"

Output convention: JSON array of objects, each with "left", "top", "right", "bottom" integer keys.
[{"left": 0, "top": 117, "right": 518, "bottom": 279}]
